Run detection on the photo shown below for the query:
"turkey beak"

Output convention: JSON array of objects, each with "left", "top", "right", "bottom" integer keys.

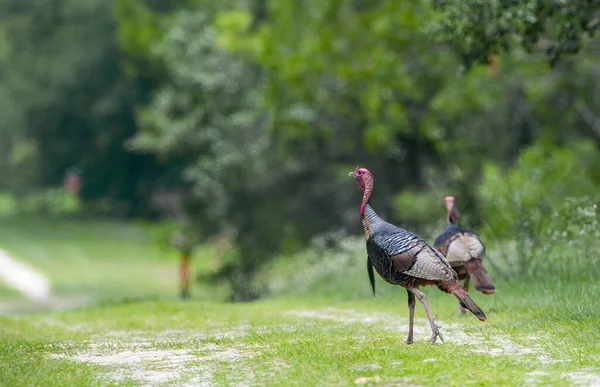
[{"left": 348, "top": 171, "right": 356, "bottom": 177}]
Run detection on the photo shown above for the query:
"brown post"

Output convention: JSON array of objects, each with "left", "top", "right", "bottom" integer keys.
[{"left": 179, "top": 250, "right": 192, "bottom": 299}]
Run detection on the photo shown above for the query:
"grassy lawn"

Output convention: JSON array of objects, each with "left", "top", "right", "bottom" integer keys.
[
  {"left": 0, "top": 218, "right": 599, "bottom": 386},
  {"left": 0, "top": 217, "right": 227, "bottom": 311}
]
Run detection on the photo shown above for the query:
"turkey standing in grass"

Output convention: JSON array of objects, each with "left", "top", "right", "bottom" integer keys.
[
  {"left": 349, "top": 167, "right": 486, "bottom": 344},
  {"left": 434, "top": 197, "right": 496, "bottom": 314}
]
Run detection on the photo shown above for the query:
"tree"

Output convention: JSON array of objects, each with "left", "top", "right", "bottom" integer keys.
[
  {"left": 0, "top": 0, "right": 176, "bottom": 216},
  {"left": 431, "top": 0, "right": 600, "bottom": 67}
]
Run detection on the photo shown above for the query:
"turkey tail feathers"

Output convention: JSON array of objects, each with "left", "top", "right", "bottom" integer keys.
[
  {"left": 440, "top": 281, "right": 487, "bottom": 321},
  {"left": 464, "top": 259, "right": 496, "bottom": 294},
  {"left": 367, "top": 258, "right": 376, "bottom": 297},
  {"left": 453, "top": 289, "right": 487, "bottom": 321}
]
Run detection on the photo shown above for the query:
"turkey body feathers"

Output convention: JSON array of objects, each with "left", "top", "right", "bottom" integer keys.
[
  {"left": 434, "top": 224, "right": 485, "bottom": 263},
  {"left": 464, "top": 258, "right": 496, "bottom": 294},
  {"left": 367, "top": 232, "right": 456, "bottom": 284},
  {"left": 434, "top": 222, "right": 496, "bottom": 295},
  {"left": 433, "top": 223, "right": 462, "bottom": 250},
  {"left": 363, "top": 202, "right": 487, "bottom": 322},
  {"left": 363, "top": 203, "right": 456, "bottom": 285}
]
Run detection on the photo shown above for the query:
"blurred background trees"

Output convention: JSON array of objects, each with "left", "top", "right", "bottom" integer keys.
[{"left": 0, "top": 0, "right": 598, "bottom": 300}]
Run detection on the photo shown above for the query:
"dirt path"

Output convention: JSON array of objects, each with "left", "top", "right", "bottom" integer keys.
[
  {"left": 48, "top": 308, "right": 600, "bottom": 386},
  {"left": 0, "top": 247, "right": 51, "bottom": 302}
]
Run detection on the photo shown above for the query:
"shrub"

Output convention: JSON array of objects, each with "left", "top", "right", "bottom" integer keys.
[{"left": 478, "top": 139, "right": 600, "bottom": 279}]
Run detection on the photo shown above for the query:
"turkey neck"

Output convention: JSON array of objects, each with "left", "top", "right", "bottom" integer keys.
[
  {"left": 359, "top": 176, "right": 377, "bottom": 239},
  {"left": 359, "top": 176, "right": 373, "bottom": 215},
  {"left": 447, "top": 208, "right": 457, "bottom": 224},
  {"left": 361, "top": 202, "right": 383, "bottom": 240}
]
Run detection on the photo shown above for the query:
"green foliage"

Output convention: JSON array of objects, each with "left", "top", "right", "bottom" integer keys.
[
  {"left": 128, "top": 4, "right": 264, "bottom": 222},
  {"left": 128, "top": 3, "right": 273, "bottom": 300},
  {"left": 0, "top": 0, "right": 174, "bottom": 216},
  {"left": 141, "top": 218, "right": 181, "bottom": 252},
  {"left": 18, "top": 189, "right": 81, "bottom": 216},
  {"left": 113, "top": 0, "right": 163, "bottom": 76},
  {"left": 431, "top": 0, "right": 600, "bottom": 67},
  {"left": 479, "top": 140, "right": 600, "bottom": 278},
  {"left": 255, "top": 0, "right": 456, "bottom": 149},
  {"left": 393, "top": 190, "right": 444, "bottom": 235},
  {"left": 480, "top": 140, "right": 598, "bottom": 236},
  {"left": 0, "top": 190, "right": 80, "bottom": 218},
  {"left": 214, "top": 8, "right": 261, "bottom": 53}
]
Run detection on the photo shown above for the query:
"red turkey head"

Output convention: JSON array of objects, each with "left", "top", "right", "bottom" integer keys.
[
  {"left": 348, "top": 167, "right": 372, "bottom": 190},
  {"left": 445, "top": 196, "right": 457, "bottom": 224}
]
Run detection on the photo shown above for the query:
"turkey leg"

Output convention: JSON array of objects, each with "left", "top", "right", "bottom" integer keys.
[
  {"left": 410, "top": 288, "right": 444, "bottom": 344},
  {"left": 406, "top": 290, "right": 416, "bottom": 344}
]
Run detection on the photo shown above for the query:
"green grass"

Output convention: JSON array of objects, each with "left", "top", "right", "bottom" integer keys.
[
  {"left": 0, "top": 217, "right": 227, "bottom": 309},
  {"left": 0, "top": 217, "right": 599, "bottom": 386}
]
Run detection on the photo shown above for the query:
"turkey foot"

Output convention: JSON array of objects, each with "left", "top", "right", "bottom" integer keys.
[{"left": 429, "top": 324, "right": 444, "bottom": 343}]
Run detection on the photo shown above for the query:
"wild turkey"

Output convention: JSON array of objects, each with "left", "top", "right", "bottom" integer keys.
[
  {"left": 433, "top": 196, "right": 496, "bottom": 314},
  {"left": 349, "top": 167, "right": 486, "bottom": 344}
]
